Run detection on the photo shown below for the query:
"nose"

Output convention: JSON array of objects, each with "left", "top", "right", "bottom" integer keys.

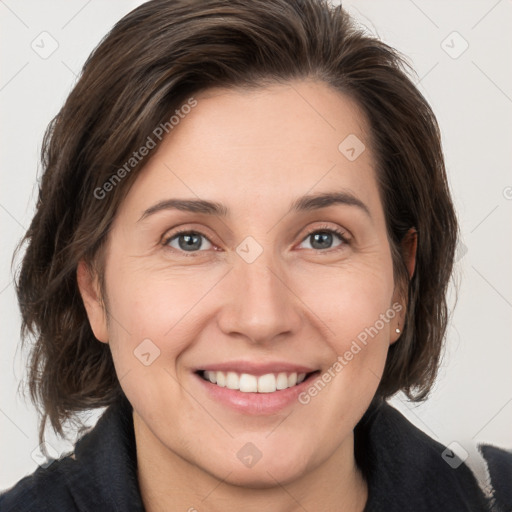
[{"left": 216, "top": 251, "right": 303, "bottom": 346}]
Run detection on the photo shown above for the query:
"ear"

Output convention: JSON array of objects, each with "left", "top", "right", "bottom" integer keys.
[
  {"left": 401, "top": 228, "right": 417, "bottom": 279},
  {"left": 390, "top": 228, "right": 417, "bottom": 344},
  {"left": 77, "top": 260, "right": 109, "bottom": 343}
]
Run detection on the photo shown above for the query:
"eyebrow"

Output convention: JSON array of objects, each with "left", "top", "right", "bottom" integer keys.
[{"left": 137, "top": 190, "right": 370, "bottom": 222}]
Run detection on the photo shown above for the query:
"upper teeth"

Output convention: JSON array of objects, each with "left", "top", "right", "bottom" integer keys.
[{"left": 203, "top": 371, "right": 307, "bottom": 393}]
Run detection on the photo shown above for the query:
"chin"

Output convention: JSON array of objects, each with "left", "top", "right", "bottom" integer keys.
[
  {"left": 199, "top": 442, "right": 314, "bottom": 489},
  {"left": 218, "top": 461, "right": 310, "bottom": 489}
]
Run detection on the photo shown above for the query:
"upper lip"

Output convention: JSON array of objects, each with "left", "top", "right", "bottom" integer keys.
[{"left": 197, "top": 360, "right": 318, "bottom": 376}]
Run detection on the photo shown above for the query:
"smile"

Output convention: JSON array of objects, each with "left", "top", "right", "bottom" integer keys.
[
  {"left": 194, "top": 362, "right": 321, "bottom": 414},
  {"left": 199, "top": 370, "right": 311, "bottom": 393}
]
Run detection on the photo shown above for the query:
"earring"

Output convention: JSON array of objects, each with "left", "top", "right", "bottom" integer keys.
[{"left": 395, "top": 327, "right": 401, "bottom": 334}]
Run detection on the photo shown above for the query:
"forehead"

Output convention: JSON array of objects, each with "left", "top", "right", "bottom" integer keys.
[{"left": 116, "top": 80, "right": 379, "bottom": 222}]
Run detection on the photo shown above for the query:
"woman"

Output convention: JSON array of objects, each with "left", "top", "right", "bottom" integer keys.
[{"left": 1, "top": 0, "right": 510, "bottom": 510}]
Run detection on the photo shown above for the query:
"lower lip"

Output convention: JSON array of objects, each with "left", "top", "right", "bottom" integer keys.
[{"left": 195, "top": 372, "right": 318, "bottom": 415}]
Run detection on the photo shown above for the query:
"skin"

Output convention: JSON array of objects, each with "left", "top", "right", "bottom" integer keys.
[{"left": 78, "top": 80, "right": 416, "bottom": 512}]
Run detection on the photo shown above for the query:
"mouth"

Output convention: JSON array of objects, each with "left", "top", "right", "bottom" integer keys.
[
  {"left": 193, "top": 361, "right": 322, "bottom": 414},
  {"left": 196, "top": 369, "right": 319, "bottom": 393},
  {"left": 194, "top": 363, "right": 320, "bottom": 417}
]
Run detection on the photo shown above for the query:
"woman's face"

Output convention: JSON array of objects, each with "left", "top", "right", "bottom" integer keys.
[{"left": 80, "top": 81, "right": 405, "bottom": 487}]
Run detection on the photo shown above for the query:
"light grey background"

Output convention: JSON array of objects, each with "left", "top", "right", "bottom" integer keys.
[{"left": 1, "top": 0, "right": 511, "bottom": 492}]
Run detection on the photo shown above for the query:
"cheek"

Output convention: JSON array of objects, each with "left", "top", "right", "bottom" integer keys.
[
  {"left": 293, "top": 255, "right": 395, "bottom": 388},
  {"left": 103, "top": 262, "right": 224, "bottom": 372},
  {"left": 102, "top": 268, "right": 204, "bottom": 427},
  {"left": 297, "top": 257, "right": 395, "bottom": 340},
  {"left": 293, "top": 272, "right": 394, "bottom": 430}
]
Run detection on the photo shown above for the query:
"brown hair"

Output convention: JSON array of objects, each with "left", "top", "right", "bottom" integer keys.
[{"left": 15, "top": 0, "right": 457, "bottom": 441}]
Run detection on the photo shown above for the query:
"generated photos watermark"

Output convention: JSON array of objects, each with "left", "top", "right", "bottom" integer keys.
[
  {"left": 94, "top": 97, "right": 198, "bottom": 200},
  {"left": 298, "top": 302, "right": 403, "bottom": 405}
]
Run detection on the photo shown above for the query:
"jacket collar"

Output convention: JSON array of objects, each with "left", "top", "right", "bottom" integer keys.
[
  {"left": 356, "top": 397, "right": 490, "bottom": 511},
  {"left": 65, "top": 393, "right": 145, "bottom": 511}
]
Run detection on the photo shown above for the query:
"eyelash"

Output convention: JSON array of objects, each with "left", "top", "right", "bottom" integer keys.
[
  {"left": 301, "top": 224, "right": 351, "bottom": 249},
  {"left": 162, "top": 224, "right": 351, "bottom": 256}
]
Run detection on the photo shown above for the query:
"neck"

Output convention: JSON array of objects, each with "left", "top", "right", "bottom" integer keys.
[{"left": 133, "top": 411, "right": 368, "bottom": 512}]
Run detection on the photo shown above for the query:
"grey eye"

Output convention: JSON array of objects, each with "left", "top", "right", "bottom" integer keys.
[
  {"left": 299, "top": 230, "right": 344, "bottom": 251},
  {"left": 166, "top": 232, "right": 213, "bottom": 252}
]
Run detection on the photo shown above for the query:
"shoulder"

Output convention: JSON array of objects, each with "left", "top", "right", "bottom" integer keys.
[
  {"left": 1, "top": 395, "right": 144, "bottom": 512},
  {"left": 0, "top": 455, "right": 79, "bottom": 512},
  {"left": 357, "top": 399, "right": 493, "bottom": 511},
  {"left": 479, "top": 444, "right": 512, "bottom": 512}
]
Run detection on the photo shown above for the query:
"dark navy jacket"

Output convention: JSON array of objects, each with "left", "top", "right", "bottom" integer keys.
[{"left": 1, "top": 394, "right": 510, "bottom": 511}]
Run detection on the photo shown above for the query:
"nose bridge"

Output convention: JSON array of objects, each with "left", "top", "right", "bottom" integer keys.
[
  {"left": 217, "top": 244, "right": 301, "bottom": 343},
  {"left": 241, "top": 256, "right": 282, "bottom": 310}
]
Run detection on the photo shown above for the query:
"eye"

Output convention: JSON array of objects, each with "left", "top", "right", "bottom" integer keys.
[
  {"left": 162, "top": 225, "right": 350, "bottom": 255},
  {"left": 298, "top": 225, "right": 350, "bottom": 251},
  {"left": 164, "top": 230, "right": 214, "bottom": 253}
]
